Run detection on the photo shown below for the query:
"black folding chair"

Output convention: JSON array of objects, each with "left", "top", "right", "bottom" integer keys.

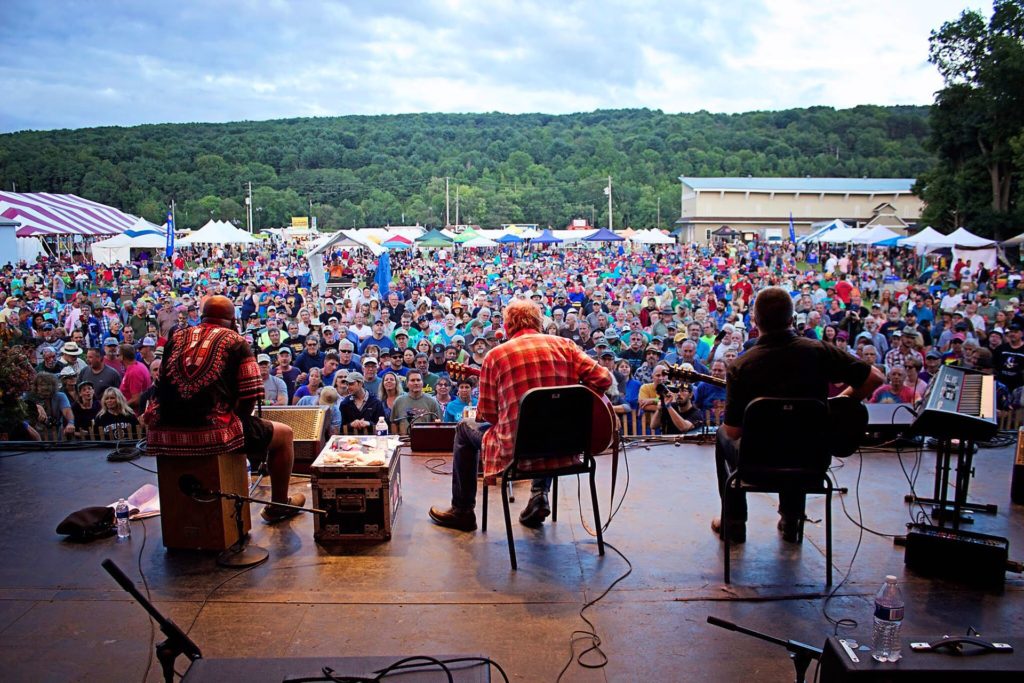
[
  {"left": 722, "top": 397, "right": 864, "bottom": 586},
  {"left": 482, "top": 385, "right": 606, "bottom": 570}
]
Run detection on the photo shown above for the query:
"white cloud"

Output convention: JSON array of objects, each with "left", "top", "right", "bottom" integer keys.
[{"left": 0, "top": 0, "right": 983, "bottom": 131}]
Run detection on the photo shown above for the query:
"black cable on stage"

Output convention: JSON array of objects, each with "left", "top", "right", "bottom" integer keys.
[
  {"left": 422, "top": 457, "right": 451, "bottom": 475},
  {"left": 134, "top": 517, "right": 156, "bottom": 683},
  {"left": 556, "top": 428, "right": 633, "bottom": 682},
  {"left": 820, "top": 450, "right": 867, "bottom": 635},
  {"left": 184, "top": 562, "right": 262, "bottom": 636}
]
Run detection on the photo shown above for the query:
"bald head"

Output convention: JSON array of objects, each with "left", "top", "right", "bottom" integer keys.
[
  {"left": 753, "top": 287, "right": 794, "bottom": 334},
  {"left": 201, "top": 295, "right": 235, "bottom": 326}
]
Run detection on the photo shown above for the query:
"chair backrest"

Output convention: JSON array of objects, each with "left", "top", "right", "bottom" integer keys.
[
  {"left": 512, "top": 385, "right": 594, "bottom": 462},
  {"left": 739, "top": 397, "right": 830, "bottom": 484}
]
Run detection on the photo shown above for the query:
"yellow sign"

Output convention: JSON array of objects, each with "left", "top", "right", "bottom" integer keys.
[{"left": 291, "top": 216, "right": 309, "bottom": 228}]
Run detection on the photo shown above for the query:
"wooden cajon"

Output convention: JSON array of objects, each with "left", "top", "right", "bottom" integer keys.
[{"left": 156, "top": 451, "right": 252, "bottom": 551}]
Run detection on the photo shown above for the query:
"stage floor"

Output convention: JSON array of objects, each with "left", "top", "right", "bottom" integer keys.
[{"left": 1, "top": 437, "right": 1022, "bottom": 681}]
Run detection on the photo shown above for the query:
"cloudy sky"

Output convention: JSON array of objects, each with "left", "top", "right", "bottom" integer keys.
[{"left": 0, "top": 0, "right": 979, "bottom": 132}]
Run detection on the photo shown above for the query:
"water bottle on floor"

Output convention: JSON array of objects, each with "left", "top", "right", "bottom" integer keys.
[
  {"left": 115, "top": 498, "right": 131, "bottom": 540},
  {"left": 871, "top": 575, "right": 904, "bottom": 662}
]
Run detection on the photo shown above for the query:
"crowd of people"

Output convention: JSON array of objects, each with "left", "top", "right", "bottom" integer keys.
[{"left": 2, "top": 234, "right": 1022, "bottom": 443}]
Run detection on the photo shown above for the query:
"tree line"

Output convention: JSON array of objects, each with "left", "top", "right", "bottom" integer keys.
[{"left": 1, "top": 106, "right": 935, "bottom": 233}]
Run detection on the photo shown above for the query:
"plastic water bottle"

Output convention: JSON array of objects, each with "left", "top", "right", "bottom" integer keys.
[
  {"left": 871, "top": 575, "right": 904, "bottom": 662},
  {"left": 115, "top": 498, "right": 131, "bottom": 540},
  {"left": 375, "top": 417, "right": 389, "bottom": 450}
]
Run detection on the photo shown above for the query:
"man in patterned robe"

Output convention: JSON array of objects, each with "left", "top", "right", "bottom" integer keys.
[{"left": 146, "top": 296, "right": 305, "bottom": 522}]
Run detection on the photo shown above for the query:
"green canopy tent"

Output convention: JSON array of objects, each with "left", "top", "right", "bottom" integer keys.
[
  {"left": 414, "top": 228, "right": 454, "bottom": 248},
  {"left": 452, "top": 228, "right": 481, "bottom": 244}
]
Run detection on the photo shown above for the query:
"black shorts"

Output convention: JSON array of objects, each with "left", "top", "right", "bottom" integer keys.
[{"left": 241, "top": 415, "right": 274, "bottom": 459}]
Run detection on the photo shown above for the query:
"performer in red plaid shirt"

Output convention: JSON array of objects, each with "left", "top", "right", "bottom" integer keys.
[
  {"left": 429, "top": 299, "right": 612, "bottom": 532},
  {"left": 146, "top": 295, "right": 306, "bottom": 523}
]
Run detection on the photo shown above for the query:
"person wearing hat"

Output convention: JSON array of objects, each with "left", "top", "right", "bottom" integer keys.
[
  {"left": 633, "top": 346, "right": 664, "bottom": 384},
  {"left": 147, "top": 295, "right": 306, "bottom": 522},
  {"left": 651, "top": 379, "right": 704, "bottom": 436},
  {"left": 359, "top": 318, "right": 396, "bottom": 354},
  {"left": 994, "top": 322, "right": 1024, "bottom": 391},
  {"left": 428, "top": 342, "right": 448, "bottom": 374},
  {"left": 59, "top": 341, "right": 87, "bottom": 374},
  {"left": 57, "top": 365, "right": 79, "bottom": 404},
  {"left": 882, "top": 328, "right": 920, "bottom": 373},
  {"left": 36, "top": 346, "right": 65, "bottom": 375},
  {"left": 257, "top": 353, "right": 287, "bottom": 406},
  {"left": 101, "top": 337, "right": 125, "bottom": 376},
  {"left": 361, "top": 356, "right": 382, "bottom": 396},
  {"left": 339, "top": 371, "right": 387, "bottom": 431}
]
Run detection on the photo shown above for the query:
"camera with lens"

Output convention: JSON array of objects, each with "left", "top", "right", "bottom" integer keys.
[{"left": 655, "top": 383, "right": 681, "bottom": 398}]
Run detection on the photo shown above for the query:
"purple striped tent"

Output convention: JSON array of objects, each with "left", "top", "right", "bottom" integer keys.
[{"left": 0, "top": 192, "right": 136, "bottom": 237}]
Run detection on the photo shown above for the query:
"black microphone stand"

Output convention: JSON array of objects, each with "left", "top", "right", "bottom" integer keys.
[
  {"left": 102, "top": 558, "right": 202, "bottom": 683},
  {"left": 186, "top": 482, "right": 325, "bottom": 568},
  {"left": 707, "top": 616, "right": 822, "bottom": 683}
]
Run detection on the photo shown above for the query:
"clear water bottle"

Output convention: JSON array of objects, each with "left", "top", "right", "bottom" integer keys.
[
  {"left": 375, "top": 416, "right": 389, "bottom": 450},
  {"left": 246, "top": 458, "right": 252, "bottom": 480},
  {"left": 115, "top": 498, "right": 131, "bottom": 540},
  {"left": 871, "top": 575, "right": 904, "bottom": 662}
]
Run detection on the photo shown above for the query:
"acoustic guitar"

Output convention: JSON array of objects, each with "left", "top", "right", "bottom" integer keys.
[
  {"left": 664, "top": 364, "right": 867, "bottom": 458},
  {"left": 446, "top": 361, "right": 617, "bottom": 454}
]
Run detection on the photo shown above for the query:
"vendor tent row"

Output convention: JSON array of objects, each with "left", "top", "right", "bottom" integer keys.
[{"left": 89, "top": 219, "right": 257, "bottom": 263}]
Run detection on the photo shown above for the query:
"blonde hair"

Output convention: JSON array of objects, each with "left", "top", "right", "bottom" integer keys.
[
  {"left": 318, "top": 387, "right": 339, "bottom": 405},
  {"left": 98, "top": 387, "right": 134, "bottom": 417}
]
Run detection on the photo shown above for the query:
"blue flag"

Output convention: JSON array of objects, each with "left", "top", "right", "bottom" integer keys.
[
  {"left": 165, "top": 208, "right": 175, "bottom": 258},
  {"left": 788, "top": 212, "right": 796, "bottom": 243}
]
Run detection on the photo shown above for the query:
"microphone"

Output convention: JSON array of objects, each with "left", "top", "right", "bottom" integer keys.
[{"left": 178, "top": 474, "right": 204, "bottom": 497}]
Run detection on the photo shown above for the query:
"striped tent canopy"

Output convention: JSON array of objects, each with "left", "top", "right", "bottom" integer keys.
[{"left": 0, "top": 192, "right": 137, "bottom": 237}]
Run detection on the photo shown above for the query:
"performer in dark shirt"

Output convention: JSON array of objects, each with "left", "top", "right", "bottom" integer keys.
[
  {"left": 146, "top": 296, "right": 306, "bottom": 523},
  {"left": 651, "top": 382, "right": 704, "bottom": 434},
  {"left": 713, "top": 287, "right": 883, "bottom": 544}
]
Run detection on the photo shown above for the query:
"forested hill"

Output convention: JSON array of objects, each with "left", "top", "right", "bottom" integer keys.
[{"left": 0, "top": 106, "right": 933, "bottom": 230}]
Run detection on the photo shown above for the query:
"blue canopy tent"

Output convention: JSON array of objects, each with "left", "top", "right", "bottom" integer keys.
[
  {"left": 374, "top": 251, "right": 391, "bottom": 298},
  {"left": 584, "top": 228, "right": 625, "bottom": 242},
  {"left": 496, "top": 233, "right": 524, "bottom": 244},
  {"left": 531, "top": 229, "right": 563, "bottom": 244}
]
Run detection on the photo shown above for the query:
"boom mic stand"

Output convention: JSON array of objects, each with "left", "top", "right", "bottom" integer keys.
[
  {"left": 707, "top": 616, "right": 822, "bottom": 683},
  {"left": 102, "top": 558, "right": 202, "bottom": 683},
  {"left": 179, "top": 475, "right": 326, "bottom": 568}
]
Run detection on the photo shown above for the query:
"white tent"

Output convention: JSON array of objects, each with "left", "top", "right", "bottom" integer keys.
[
  {"left": 1001, "top": 231, "right": 1024, "bottom": 247},
  {"left": 629, "top": 229, "right": 675, "bottom": 244},
  {"left": 897, "top": 226, "right": 950, "bottom": 249},
  {"left": 178, "top": 220, "right": 257, "bottom": 245},
  {"left": 848, "top": 226, "right": 902, "bottom": 245},
  {"left": 460, "top": 236, "right": 500, "bottom": 248},
  {"left": 946, "top": 227, "right": 996, "bottom": 248},
  {"left": 91, "top": 232, "right": 168, "bottom": 264},
  {"left": 797, "top": 219, "right": 850, "bottom": 245},
  {"left": 819, "top": 227, "right": 867, "bottom": 244}
]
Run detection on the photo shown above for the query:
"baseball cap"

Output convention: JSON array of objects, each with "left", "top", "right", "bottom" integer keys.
[
  {"left": 59, "top": 366, "right": 78, "bottom": 378},
  {"left": 141, "top": 338, "right": 156, "bottom": 347},
  {"left": 103, "top": 337, "right": 119, "bottom": 346},
  {"left": 257, "top": 354, "right": 272, "bottom": 364},
  {"left": 432, "top": 343, "right": 445, "bottom": 354},
  {"left": 346, "top": 371, "right": 365, "bottom": 383},
  {"left": 451, "top": 334, "right": 465, "bottom": 343},
  {"left": 891, "top": 329, "right": 902, "bottom": 337},
  {"left": 952, "top": 333, "right": 966, "bottom": 342},
  {"left": 362, "top": 356, "right": 378, "bottom": 366},
  {"left": 278, "top": 346, "right": 292, "bottom": 355},
  {"left": 42, "top": 322, "right": 55, "bottom": 331},
  {"left": 925, "top": 349, "right": 942, "bottom": 360},
  {"left": 1008, "top": 322, "right": 1022, "bottom": 332},
  {"left": 600, "top": 350, "right": 615, "bottom": 359},
  {"left": 394, "top": 329, "right": 409, "bottom": 338}
]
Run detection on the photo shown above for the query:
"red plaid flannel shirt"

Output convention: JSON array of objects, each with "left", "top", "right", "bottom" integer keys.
[{"left": 478, "top": 329, "right": 612, "bottom": 478}]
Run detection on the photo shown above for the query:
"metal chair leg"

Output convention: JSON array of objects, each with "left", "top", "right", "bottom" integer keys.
[
  {"left": 481, "top": 481, "right": 488, "bottom": 532},
  {"left": 825, "top": 487, "right": 833, "bottom": 587},
  {"left": 589, "top": 463, "right": 605, "bottom": 557},
  {"left": 723, "top": 476, "right": 733, "bottom": 584},
  {"left": 501, "top": 473, "right": 517, "bottom": 570},
  {"left": 552, "top": 476, "right": 558, "bottom": 522}
]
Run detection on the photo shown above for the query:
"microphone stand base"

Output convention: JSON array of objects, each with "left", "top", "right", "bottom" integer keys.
[{"left": 216, "top": 541, "right": 269, "bottom": 568}]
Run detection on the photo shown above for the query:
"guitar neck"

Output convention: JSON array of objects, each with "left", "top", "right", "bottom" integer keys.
[{"left": 665, "top": 363, "right": 727, "bottom": 388}]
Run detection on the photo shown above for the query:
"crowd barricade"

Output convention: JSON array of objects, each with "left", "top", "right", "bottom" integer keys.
[{"left": 32, "top": 424, "right": 148, "bottom": 442}]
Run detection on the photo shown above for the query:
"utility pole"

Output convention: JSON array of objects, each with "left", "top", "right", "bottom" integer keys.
[
  {"left": 445, "top": 177, "right": 450, "bottom": 228},
  {"left": 657, "top": 196, "right": 661, "bottom": 230},
  {"left": 591, "top": 205, "right": 595, "bottom": 227},
  {"left": 246, "top": 181, "right": 253, "bottom": 232},
  {"left": 455, "top": 185, "right": 460, "bottom": 228},
  {"left": 606, "top": 176, "right": 613, "bottom": 231}
]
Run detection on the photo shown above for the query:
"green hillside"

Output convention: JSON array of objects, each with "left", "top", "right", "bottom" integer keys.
[{"left": 0, "top": 106, "right": 933, "bottom": 230}]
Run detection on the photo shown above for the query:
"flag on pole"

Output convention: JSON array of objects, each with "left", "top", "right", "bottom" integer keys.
[
  {"left": 788, "top": 212, "right": 796, "bottom": 243},
  {"left": 165, "top": 208, "right": 175, "bottom": 258}
]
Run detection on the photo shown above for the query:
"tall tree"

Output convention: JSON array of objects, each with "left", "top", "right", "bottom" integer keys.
[{"left": 918, "top": 0, "right": 1024, "bottom": 236}]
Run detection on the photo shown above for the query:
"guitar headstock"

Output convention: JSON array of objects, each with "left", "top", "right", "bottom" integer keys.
[
  {"left": 664, "top": 363, "right": 727, "bottom": 388},
  {"left": 446, "top": 360, "right": 481, "bottom": 381}
]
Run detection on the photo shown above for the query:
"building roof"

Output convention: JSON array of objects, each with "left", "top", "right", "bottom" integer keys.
[{"left": 678, "top": 177, "right": 915, "bottom": 193}]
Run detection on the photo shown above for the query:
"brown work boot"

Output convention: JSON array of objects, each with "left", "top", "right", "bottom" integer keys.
[
  {"left": 711, "top": 517, "right": 746, "bottom": 543},
  {"left": 429, "top": 506, "right": 477, "bottom": 532},
  {"left": 778, "top": 515, "right": 803, "bottom": 543},
  {"left": 519, "top": 492, "right": 551, "bottom": 528}
]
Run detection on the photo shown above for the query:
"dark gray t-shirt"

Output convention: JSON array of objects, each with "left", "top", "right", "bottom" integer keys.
[
  {"left": 391, "top": 393, "right": 442, "bottom": 431},
  {"left": 78, "top": 365, "right": 122, "bottom": 398}
]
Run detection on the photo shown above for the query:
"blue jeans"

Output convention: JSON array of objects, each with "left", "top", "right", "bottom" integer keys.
[{"left": 451, "top": 421, "right": 551, "bottom": 511}]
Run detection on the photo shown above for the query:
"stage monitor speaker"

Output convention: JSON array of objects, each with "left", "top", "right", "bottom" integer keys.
[
  {"left": 258, "top": 405, "right": 329, "bottom": 474},
  {"left": 156, "top": 452, "right": 250, "bottom": 551}
]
